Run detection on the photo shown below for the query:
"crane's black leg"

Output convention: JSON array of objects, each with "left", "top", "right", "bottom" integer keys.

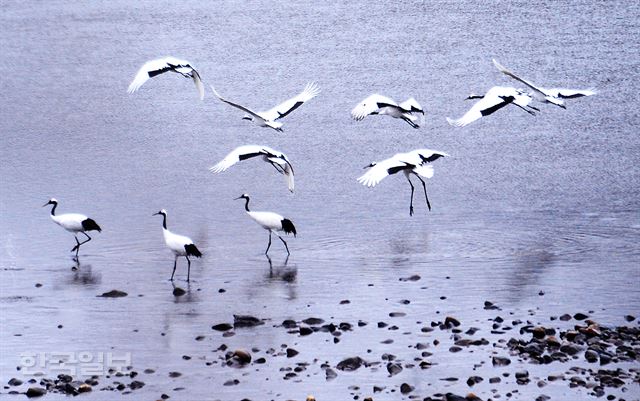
[
  {"left": 406, "top": 176, "right": 415, "bottom": 216},
  {"left": 269, "top": 162, "right": 285, "bottom": 174},
  {"left": 416, "top": 176, "right": 431, "bottom": 211},
  {"left": 71, "top": 232, "right": 92, "bottom": 254},
  {"left": 403, "top": 116, "right": 419, "bottom": 128},
  {"left": 71, "top": 236, "right": 81, "bottom": 256},
  {"left": 277, "top": 235, "right": 290, "bottom": 255},
  {"left": 186, "top": 256, "right": 191, "bottom": 282},
  {"left": 170, "top": 256, "right": 178, "bottom": 281},
  {"left": 265, "top": 231, "right": 272, "bottom": 255}
]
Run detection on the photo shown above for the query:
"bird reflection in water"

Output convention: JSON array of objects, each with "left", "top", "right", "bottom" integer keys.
[
  {"left": 265, "top": 255, "right": 297, "bottom": 299},
  {"left": 68, "top": 261, "right": 102, "bottom": 285}
]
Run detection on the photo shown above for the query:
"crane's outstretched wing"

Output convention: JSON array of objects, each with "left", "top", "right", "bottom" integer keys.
[
  {"left": 351, "top": 94, "right": 399, "bottom": 121},
  {"left": 492, "top": 59, "right": 548, "bottom": 97},
  {"left": 546, "top": 88, "right": 597, "bottom": 99},
  {"left": 399, "top": 97, "right": 424, "bottom": 114},
  {"left": 357, "top": 156, "right": 405, "bottom": 187},
  {"left": 209, "top": 85, "right": 266, "bottom": 122},
  {"left": 209, "top": 145, "right": 266, "bottom": 173},
  {"left": 262, "top": 82, "right": 321, "bottom": 121},
  {"left": 128, "top": 57, "right": 203, "bottom": 99},
  {"left": 447, "top": 88, "right": 512, "bottom": 127}
]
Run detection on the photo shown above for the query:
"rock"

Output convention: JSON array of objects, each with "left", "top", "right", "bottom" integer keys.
[
  {"left": 325, "top": 368, "right": 337, "bottom": 380},
  {"left": 98, "top": 289, "right": 127, "bottom": 298},
  {"left": 302, "top": 317, "right": 324, "bottom": 325},
  {"left": 286, "top": 348, "right": 299, "bottom": 358},
  {"left": 489, "top": 377, "right": 501, "bottom": 383},
  {"left": 8, "top": 378, "right": 22, "bottom": 386},
  {"left": 559, "top": 313, "right": 572, "bottom": 321},
  {"left": 445, "top": 394, "right": 466, "bottom": 401},
  {"left": 531, "top": 326, "right": 546, "bottom": 339},
  {"left": 299, "top": 326, "right": 313, "bottom": 336},
  {"left": 232, "top": 349, "right": 252, "bottom": 364},
  {"left": 535, "top": 396, "right": 550, "bottom": 401},
  {"left": 400, "top": 383, "right": 414, "bottom": 394},
  {"left": 254, "top": 357, "right": 266, "bottom": 364},
  {"left": 387, "top": 362, "right": 403, "bottom": 376},
  {"left": 223, "top": 379, "right": 239, "bottom": 386},
  {"left": 306, "top": 396, "right": 316, "bottom": 401},
  {"left": 77, "top": 383, "right": 92, "bottom": 393},
  {"left": 211, "top": 323, "right": 233, "bottom": 331},
  {"left": 560, "top": 344, "right": 581, "bottom": 355},
  {"left": 492, "top": 356, "right": 511, "bottom": 366},
  {"left": 282, "top": 319, "right": 297, "bottom": 328},
  {"left": 389, "top": 312, "right": 406, "bottom": 317},
  {"left": 585, "top": 349, "right": 599, "bottom": 363},
  {"left": 444, "top": 316, "right": 461, "bottom": 327},
  {"left": 599, "top": 352, "right": 612, "bottom": 365},
  {"left": 449, "top": 346, "right": 462, "bottom": 353},
  {"left": 515, "top": 370, "right": 530, "bottom": 384},
  {"left": 624, "top": 314, "right": 636, "bottom": 322},
  {"left": 168, "top": 371, "right": 182, "bottom": 378},
  {"left": 399, "top": 274, "right": 421, "bottom": 282},
  {"left": 233, "top": 315, "right": 264, "bottom": 328},
  {"left": 129, "top": 380, "right": 145, "bottom": 390},
  {"left": 25, "top": 387, "right": 46, "bottom": 398},
  {"left": 336, "top": 356, "right": 364, "bottom": 371},
  {"left": 573, "top": 312, "right": 589, "bottom": 321},
  {"left": 484, "top": 301, "right": 500, "bottom": 310},
  {"left": 172, "top": 287, "right": 186, "bottom": 296},
  {"left": 339, "top": 299, "right": 350, "bottom": 304},
  {"left": 467, "top": 376, "right": 483, "bottom": 386}
]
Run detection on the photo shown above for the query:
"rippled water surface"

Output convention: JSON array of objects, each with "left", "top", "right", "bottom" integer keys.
[{"left": 1, "top": 1, "right": 639, "bottom": 400}]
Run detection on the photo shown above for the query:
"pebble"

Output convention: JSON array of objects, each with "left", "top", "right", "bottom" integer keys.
[
  {"left": 286, "top": 348, "right": 299, "bottom": 358},
  {"left": 98, "top": 289, "right": 128, "bottom": 298},
  {"left": 25, "top": 387, "right": 46, "bottom": 398},
  {"left": 400, "top": 383, "right": 414, "bottom": 394},
  {"left": 336, "top": 357, "right": 364, "bottom": 371},
  {"left": 211, "top": 323, "right": 233, "bottom": 331},
  {"left": 492, "top": 356, "right": 511, "bottom": 366},
  {"left": 8, "top": 378, "right": 22, "bottom": 386},
  {"left": 172, "top": 287, "right": 186, "bottom": 297},
  {"left": 233, "top": 315, "right": 264, "bottom": 328},
  {"left": 387, "top": 362, "right": 403, "bottom": 376}
]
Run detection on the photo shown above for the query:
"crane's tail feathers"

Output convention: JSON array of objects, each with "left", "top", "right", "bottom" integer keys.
[
  {"left": 82, "top": 218, "right": 102, "bottom": 232},
  {"left": 185, "top": 243, "right": 202, "bottom": 257},
  {"left": 303, "top": 82, "right": 321, "bottom": 100},
  {"left": 281, "top": 219, "right": 297, "bottom": 237},
  {"left": 209, "top": 163, "right": 227, "bottom": 173},
  {"left": 413, "top": 164, "right": 434, "bottom": 179}
]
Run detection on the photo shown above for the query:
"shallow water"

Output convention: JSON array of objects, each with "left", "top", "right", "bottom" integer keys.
[{"left": 1, "top": 1, "right": 639, "bottom": 400}]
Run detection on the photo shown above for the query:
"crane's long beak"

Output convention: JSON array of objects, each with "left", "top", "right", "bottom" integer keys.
[
  {"left": 234, "top": 196, "right": 243, "bottom": 200},
  {"left": 152, "top": 212, "right": 160, "bottom": 216},
  {"left": 42, "top": 202, "right": 50, "bottom": 207}
]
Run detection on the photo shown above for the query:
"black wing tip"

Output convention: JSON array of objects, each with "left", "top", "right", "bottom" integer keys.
[
  {"left": 185, "top": 243, "right": 203, "bottom": 258},
  {"left": 281, "top": 219, "right": 297, "bottom": 237},
  {"left": 82, "top": 218, "right": 102, "bottom": 232}
]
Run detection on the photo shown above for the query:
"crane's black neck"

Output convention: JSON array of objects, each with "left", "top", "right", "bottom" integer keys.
[
  {"left": 161, "top": 214, "right": 167, "bottom": 229},
  {"left": 243, "top": 197, "right": 251, "bottom": 212},
  {"left": 50, "top": 203, "right": 58, "bottom": 216}
]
